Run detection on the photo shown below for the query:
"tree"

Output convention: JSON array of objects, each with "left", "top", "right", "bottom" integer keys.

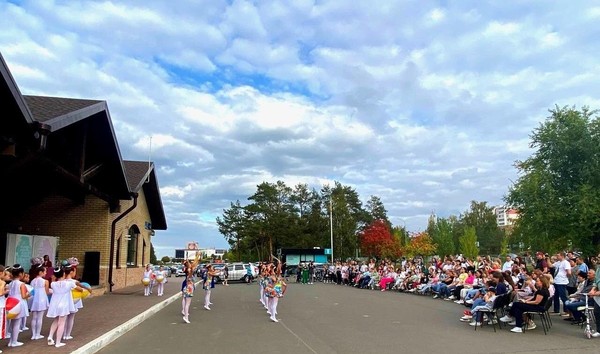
[
  {"left": 150, "top": 244, "right": 157, "bottom": 264},
  {"left": 216, "top": 200, "right": 246, "bottom": 261},
  {"left": 360, "top": 219, "right": 394, "bottom": 258},
  {"left": 507, "top": 106, "right": 600, "bottom": 254},
  {"left": 365, "top": 195, "right": 389, "bottom": 226},
  {"left": 160, "top": 256, "right": 171, "bottom": 264},
  {"left": 460, "top": 201, "right": 502, "bottom": 255},
  {"left": 433, "top": 217, "right": 455, "bottom": 257},
  {"left": 459, "top": 226, "right": 479, "bottom": 259},
  {"left": 404, "top": 232, "right": 437, "bottom": 257}
]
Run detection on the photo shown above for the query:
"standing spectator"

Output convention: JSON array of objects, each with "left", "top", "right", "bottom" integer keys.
[
  {"left": 552, "top": 252, "right": 572, "bottom": 315},
  {"left": 535, "top": 252, "right": 548, "bottom": 272},
  {"left": 43, "top": 255, "right": 54, "bottom": 283},
  {"left": 308, "top": 261, "right": 315, "bottom": 284},
  {"left": 222, "top": 265, "right": 229, "bottom": 286}
]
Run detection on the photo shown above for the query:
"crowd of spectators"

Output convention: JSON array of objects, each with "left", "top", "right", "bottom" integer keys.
[{"left": 322, "top": 251, "right": 600, "bottom": 336}]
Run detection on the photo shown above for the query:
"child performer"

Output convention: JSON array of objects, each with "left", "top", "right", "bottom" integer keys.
[
  {"left": 8, "top": 264, "right": 31, "bottom": 347},
  {"left": 155, "top": 266, "right": 167, "bottom": 297},
  {"left": 63, "top": 259, "right": 86, "bottom": 341},
  {"left": 181, "top": 253, "right": 201, "bottom": 324},
  {"left": 0, "top": 265, "right": 7, "bottom": 351},
  {"left": 46, "top": 267, "right": 83, "bottom": 348},
  {"left": 203, "top": 265, "right": 219, "bottom": 311},
  {"left": 143, "top": 264, "right": 153, "bottom": 297},
  {"left": 29, "top": 264, "right": 50, "bottom": 340},
  {"left": 269, "top": 275, "right": 287, "bottom": 322}
]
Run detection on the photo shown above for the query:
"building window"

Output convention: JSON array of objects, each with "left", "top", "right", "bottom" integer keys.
[
  {"left": 127, "top": 225, "right": 140, "bottom": 267},
  {"left": 116, "top": 237, "right": 121, "bottom": 269}
]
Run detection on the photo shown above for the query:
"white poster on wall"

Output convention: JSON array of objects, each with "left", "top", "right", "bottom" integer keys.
[
  {"left": 6, "top": 233, "right": 57, "bottom": 270},
  {"left": 33, "top": 236, "right": 57, "bottom": 262}
]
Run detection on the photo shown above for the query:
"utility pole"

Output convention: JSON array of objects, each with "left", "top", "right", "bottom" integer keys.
[{"left": 330, "top": 195, "right": 334, "bottom": 263}]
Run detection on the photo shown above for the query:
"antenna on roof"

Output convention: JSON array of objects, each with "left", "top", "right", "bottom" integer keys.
[{"left": 146, "top": 135, "right": 152, "bottom": 184}]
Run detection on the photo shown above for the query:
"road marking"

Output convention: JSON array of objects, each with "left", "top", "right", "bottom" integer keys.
[{"left": 279, "top": 321, "right": 319, "bottom": 354}]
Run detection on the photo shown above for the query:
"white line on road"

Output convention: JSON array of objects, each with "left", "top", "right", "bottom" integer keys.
[{"left": 279, "top": 320, "right": 319, "bottom": 354}]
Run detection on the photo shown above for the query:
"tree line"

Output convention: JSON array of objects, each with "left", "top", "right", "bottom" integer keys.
[{"left": 217, "top": 106, "right": 600, "bottom": 260}]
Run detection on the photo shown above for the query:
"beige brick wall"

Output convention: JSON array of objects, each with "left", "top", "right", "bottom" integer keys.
[{"left": 8, "top": 189, "right": 155, "bottom": 293}]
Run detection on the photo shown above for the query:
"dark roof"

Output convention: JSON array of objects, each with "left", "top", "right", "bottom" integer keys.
[
  {"left": 123, "top": 160, "right": 152, "bottom": 192},
  {"left": 23, "top": 95, "right": 106, "bottom": 131},
  {"left": 123, "top": 160, "right": 167, "bottom": 230}
]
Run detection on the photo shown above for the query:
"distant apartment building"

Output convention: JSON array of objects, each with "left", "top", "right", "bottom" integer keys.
[{"left": 494, "top": 206, "right": 519, "bottom": 228}]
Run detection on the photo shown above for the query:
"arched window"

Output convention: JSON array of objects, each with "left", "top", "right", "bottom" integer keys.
[{"left": 126, "top": 225, "right": 140, "bottom": 267}]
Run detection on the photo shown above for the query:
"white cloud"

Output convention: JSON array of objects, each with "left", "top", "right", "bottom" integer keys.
[{"left": 1, "top": 0, "right": 595, "bottom": 256}]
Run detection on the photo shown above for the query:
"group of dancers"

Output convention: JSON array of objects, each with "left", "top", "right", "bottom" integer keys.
[
  {"left": 168, "top": 254, "right": 288, "bottom": 324},
  {"left": 258, "top": 260, "right": 287, "bottom": 323},
  {"left": 141, "top": 264, "right": 169, "bottom": 297},
  {"left": 0, "top": 256, "right": 90, "bottom": 351},
  {"left": 178, "top": 252, "right": 219, "bottom": 324}
]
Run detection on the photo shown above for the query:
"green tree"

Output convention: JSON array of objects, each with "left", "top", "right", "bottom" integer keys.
[
  {"left": 160, "top": 256, "right": 171, "bottom": 264},
  {"left": 365, "top": 195, "right": 389, "bottom": 226},
  {"left": 459, "top": 226, "right": 479, "bottom": 259},
  {"left": 433, "top": 217, "right": 455, "bottom": 257},
  {"left": 460, "top": 201, "right": 502, "bottom": 255},
  {"left": 150, "top": 244, "right": 157, "bottom": 264},
  {"left": 507, "top": 106, "right": 600, "bottom": 254},
  {"left": 216, "top": 200, "right": 246, "bottom": 261}
]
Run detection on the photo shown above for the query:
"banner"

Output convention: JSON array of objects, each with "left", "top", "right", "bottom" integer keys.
[{"left": 6, "top": 234, "right": 57, "bottom": 270}]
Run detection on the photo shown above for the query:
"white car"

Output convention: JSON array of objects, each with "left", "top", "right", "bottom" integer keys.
[
  {"left": 226, "top": 263, "right": 258, "bottom": 282},
  {"left": 175, "top": 267, "right": 186, "bottom": 277}
]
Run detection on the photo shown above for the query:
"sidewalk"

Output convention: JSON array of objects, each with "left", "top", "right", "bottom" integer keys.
[{"left": 3, "top": 277, "right": 186, "bottom": 354}]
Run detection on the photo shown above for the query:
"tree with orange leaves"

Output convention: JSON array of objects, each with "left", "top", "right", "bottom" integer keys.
[{"left": 403, "top": 231, "right": 437, "bottom": 257}]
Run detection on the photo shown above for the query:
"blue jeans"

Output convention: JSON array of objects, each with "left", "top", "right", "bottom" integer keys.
[
  {"left": 554, "top": 284, "right": 569, "bottom": 313},
  {"left": 470, "top": 298, "right": 486, "bottom": 311},
  {"left": 565, "top": 300, "right": 586, "bottom": 320}
]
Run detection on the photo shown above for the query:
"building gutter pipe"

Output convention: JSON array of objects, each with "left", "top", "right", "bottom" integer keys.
[{"left": 109, "top": 192, "right": 138, "bottom": 292}]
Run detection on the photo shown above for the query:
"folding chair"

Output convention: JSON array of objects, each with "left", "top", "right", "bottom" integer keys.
[
  {"left": 523, "top": 296, "right": 553, "bottom": 335},
  {"left": 474, "top": 294, "right": 507, "bottom": 332}
]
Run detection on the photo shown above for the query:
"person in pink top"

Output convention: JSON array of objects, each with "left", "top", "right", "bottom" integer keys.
[{"left": 379, "top": 269, "right": 397, "bottom": 291}]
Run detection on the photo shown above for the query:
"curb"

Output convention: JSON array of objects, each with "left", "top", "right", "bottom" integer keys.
[{"left": 70, "top": 282, "right": 199, "bottom": 354}]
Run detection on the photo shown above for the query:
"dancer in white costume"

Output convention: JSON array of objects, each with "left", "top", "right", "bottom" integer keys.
[
  {"left": 29, "top": 264, "right": 50, "bottom": 340},
  {"left": 143, "top": 264, "right": 153, "bottom": 296},
  {"left": 63, "top": 258, "right": 88, "bottom": 342},
  {"left": 155, "top": 266, "right": 167, "bottom": 296},
  {"left": 46, "top": 267, "right": 83, "bottom": 348},
  {"left": 7, "top": 265, "right": 31, "bottom": 348}
]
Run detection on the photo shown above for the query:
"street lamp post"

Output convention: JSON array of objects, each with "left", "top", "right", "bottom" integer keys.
[{"left": 330, "top": 196, "right": 334, "bottom": 263}]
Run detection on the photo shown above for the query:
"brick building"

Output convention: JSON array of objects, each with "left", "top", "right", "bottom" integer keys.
[{"left": 0, "top": 53, "right": 166, "bottom": 293}]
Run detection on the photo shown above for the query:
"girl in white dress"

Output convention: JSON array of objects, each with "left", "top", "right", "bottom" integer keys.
[
  {"left": 46, "top": 267, "right": 83, "bottom": 348},
  {"left": 29, "top": 264, "right": 50, "bottom": 340},
  {"left": 143, "top": 264, "right": 153, "bottom": 296},
  {"left": 62, "top": 264, "right": 82, "bottom": 341},
  {"left": 8, "top": 265, "right": 31, "bottom": 348},
  {"left": 155, "top": 266, "right": 167, "bottom": 297}
]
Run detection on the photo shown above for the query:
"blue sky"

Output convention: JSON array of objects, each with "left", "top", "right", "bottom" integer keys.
[{"left": 2, "top": 1, "right": 599, "bottom": 257}]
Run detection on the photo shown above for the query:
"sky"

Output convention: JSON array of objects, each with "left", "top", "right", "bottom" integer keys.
[{"left": 2, "top": 1, "right": 599, "bottom": 258}]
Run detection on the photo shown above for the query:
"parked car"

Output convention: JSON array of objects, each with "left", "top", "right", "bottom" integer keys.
[
  {"left": 226, "top": 263, "right": 258, "bottom": 282},
  {"left": 174, "top": 266, "right": 186, "bottom": 277}
]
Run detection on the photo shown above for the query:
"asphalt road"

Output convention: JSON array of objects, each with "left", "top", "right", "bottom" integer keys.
[{"left": 100, "top": 281, "right": 599, "bottom": 354}]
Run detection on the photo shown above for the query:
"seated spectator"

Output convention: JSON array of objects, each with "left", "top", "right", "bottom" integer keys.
[
  {"left": 500, "top": 275, "right": 550, "bottom": 333},
  {"left": 564, "top": 269, "right": 595, "bottom": 323},
  {"left": 468, "top": 286, "right": 498, "bottom": 326}
]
